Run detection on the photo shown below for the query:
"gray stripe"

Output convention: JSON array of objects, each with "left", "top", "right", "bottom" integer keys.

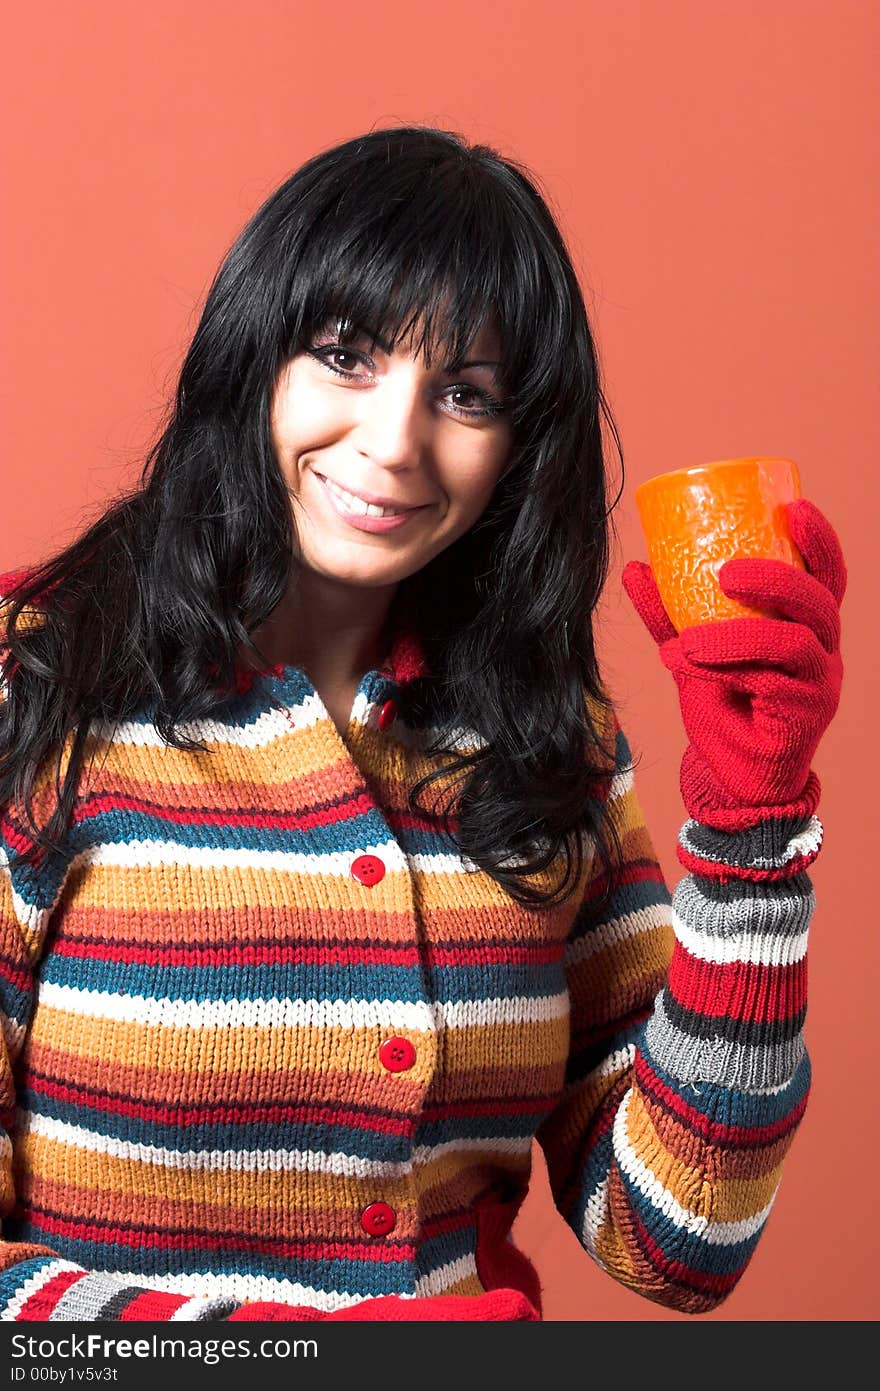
[
  {"left": 645, "top": 990, "right": 807, "bottom": 1091},
  {"left": 49, "top": 1272, "right": 133, "bottom": 1321},
  {"left": 673, "top": 873, "right": 814, "bottom": 942},
  {"left": 679, "top": 814, "right": 817, "bottom": 871}
]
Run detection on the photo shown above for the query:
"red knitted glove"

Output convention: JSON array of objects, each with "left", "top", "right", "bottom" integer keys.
[
  {"left": 226, "top": 1290, "right": 539, "bottom": 1321},
  {"left": 622, "top": 498, "right": 846, "bottom": 830}
]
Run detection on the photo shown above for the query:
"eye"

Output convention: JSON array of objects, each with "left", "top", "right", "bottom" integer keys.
[
  {"left": 445, "top": 385, "right": 507, "bottom": 420},
  {"left": 308, "top": 345, "right": 366, "bottom": 378},
  {"left": 306, "top": 342, "right": 507, "bottom": 420}
]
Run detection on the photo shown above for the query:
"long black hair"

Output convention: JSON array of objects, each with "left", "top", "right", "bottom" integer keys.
[{"left": 0, "top": 123, "right": 626, "bottom": 907}]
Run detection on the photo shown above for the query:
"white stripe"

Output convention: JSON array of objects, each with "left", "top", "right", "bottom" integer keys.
[
  {"left": 565, "top": 903, "right": 673, "bottom": 966},
  {"left": 613, "top": 1089, "right": 777, "bottom": 1243},
  {"left": 412, "top": 1136, "right": 534, "bottom": 1165},
  {"left": 349, "top": 690, "right": 372, "bottom": 724},
  {"left": 79, "top": 838, "right": 411, "bottom": 876},
  {"left": 17, "top": 1111, "right": 413, "bottom": 1178},
  {"left": 407, "top": 851, "right": 481, "bottom": 875},
  {"left": 782, "top": 816, "right": 824, "bottom": 862},
  {"left": 35, "top": 981, "right": 568, "bottom": 1031},
  {"left": 82, "top": 1268, "right": 410, "bottom": 1312},
  {"left": 89, "top": 693, "right": 487, "bottom": 755},
  {"left": 671, "top": 907, "right": 809, "bottom": 967},
  {"left": 0, "top": 1258, "right": 85, "bottom": 1321},
  {"left": 608, "top": 766, "right": 634, "bottom": 801},
  {"left": 580, "top": 1174, "right": 609, "bottom": 1257},
  {"left": 70, "top": 839, "right": 484, "bottom": 881},
  {"left": 76, "top": 837, "right": 481, "bottom": 880},
  {"left": 437, "top": 995, "right": 567, "bottom": 1027},
  {"left": 414, "top": 1253, "right": 479, "bottom": 1298},
  {"left": 1, "top": 855, "right": 71, "bottom": 935},
  {"left": 58, "top": 1260, "right": 480, "bottom": 1312},
  {"left": 93, "top": 688, "right": 372, "bottom": 748},
  {"left": 20, "top": 1108, "right": 533, "bottom": 1174}
]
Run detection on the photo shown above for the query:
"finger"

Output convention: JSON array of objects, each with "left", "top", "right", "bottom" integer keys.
[
  {"left": 786, "top": 498, "right": 847, "bottom": 605},
  {"left": 622, "top": 561, "right": 677, "bottom": 644},
  {"left": 676, "top": 616, "right": 828, "bottom": 679},
  {"left": 718, "top": 556, "right": 840, "bottom": 653}
]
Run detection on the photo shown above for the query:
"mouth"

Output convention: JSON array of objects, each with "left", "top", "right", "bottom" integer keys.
[{"left": 313, "top": 472, "right": 430, "bottom": 534}]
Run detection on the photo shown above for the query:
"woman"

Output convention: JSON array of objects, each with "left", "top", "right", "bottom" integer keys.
[{"left": 0, "top": 125, "right": 844, "bottom": 1322}]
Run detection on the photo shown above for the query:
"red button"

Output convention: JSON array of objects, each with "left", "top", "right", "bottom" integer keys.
[
  {"left": 378, "top": 699, "right": 398, "bottom": 731},
  {"left": 350, "top": 854, "right": 386, "bottom": 887},
  {"left": 360, "top": 1202, "right": 396, "bottom": 1236},
  {"left": 379, "top": 1036, "right": 416, "bottom": 1073}
]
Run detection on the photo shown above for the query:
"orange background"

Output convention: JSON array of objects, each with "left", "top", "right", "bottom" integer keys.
[{"left": 1, "top": 1, "right": 876, "bottom": 1321}]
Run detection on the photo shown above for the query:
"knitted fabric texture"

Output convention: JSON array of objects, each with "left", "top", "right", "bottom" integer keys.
[{"left": 0, "top": 613, "right": 817, "bottom": 1320}]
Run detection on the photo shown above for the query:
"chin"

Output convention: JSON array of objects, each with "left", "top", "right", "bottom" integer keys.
[{"left": 312, "top": 559, "right": 416, "bottom": 588}]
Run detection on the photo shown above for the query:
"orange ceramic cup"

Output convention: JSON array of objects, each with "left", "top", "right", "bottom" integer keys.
[{"left": 635, "top": 456, "right": 803, "bottom": 631}]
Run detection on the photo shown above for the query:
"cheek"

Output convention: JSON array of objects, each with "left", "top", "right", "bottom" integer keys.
[
  {"left": 270, "top": 369, "right": 333, "bottom": 454},
  {"left": 449, "top": 451, "right": 509, "bottom": 520}
]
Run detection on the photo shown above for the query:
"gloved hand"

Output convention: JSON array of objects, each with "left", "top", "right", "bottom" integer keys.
[
  {"left": 226, "top": 1289, "right": 539, "bottom": 1321},
  {"left": 622, "top": 498, "right": 846, "bottom": 830}
]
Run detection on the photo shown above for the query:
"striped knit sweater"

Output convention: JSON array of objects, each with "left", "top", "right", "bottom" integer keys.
[{"left": 0, "top": 601, "right": 817, "bottom": 1320}]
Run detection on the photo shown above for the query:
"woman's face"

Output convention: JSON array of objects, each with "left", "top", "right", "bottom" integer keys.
[{"left": 269, "top": 313, "right": 513, "bottom": 591}]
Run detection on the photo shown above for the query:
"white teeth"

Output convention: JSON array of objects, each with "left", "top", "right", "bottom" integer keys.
[{"left": 322, "top": 475, "right": 406, "bottom": 518}]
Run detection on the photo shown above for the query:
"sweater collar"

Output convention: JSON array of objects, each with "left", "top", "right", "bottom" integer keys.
[{"left": 380, "top": 587, "right": 430, "bottom": 686}]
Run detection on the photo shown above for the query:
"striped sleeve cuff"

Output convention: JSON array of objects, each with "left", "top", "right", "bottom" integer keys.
[
  {"left": 644, "top": 860, "right": 813, "bottom": 1093},
  {"left": 677, "top": 813, "right": 822, "bottom": 882},
  {"left": 0, "top": 1258, "right": 241, "bottom": 1321}
]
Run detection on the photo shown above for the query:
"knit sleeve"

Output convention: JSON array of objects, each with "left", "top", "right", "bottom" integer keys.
[{"left": 535, "top": 714, "right": 814, "bottom": 1314}]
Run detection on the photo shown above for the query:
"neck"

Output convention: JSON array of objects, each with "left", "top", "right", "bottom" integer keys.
[{"left": 242, "top": 568, "right": 399, "bottom": 692}]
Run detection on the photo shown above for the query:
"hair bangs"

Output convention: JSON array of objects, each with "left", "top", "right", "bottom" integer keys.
[{"left": 276, "top": 148, "right": 561, "bottom": 422}]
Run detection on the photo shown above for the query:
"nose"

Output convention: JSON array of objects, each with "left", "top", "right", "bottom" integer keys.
[{"left": 352, "top": 367, "right": 428, "bottom": 472}]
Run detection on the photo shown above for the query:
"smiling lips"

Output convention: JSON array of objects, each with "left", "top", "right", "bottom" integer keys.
[{"left": 315, "top": 472, "right": 429, "bottom": 533}]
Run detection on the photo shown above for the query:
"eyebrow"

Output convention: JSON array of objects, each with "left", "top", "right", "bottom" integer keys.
[{"left": 334, "top": 319, "right": 501, "bottom": 372}]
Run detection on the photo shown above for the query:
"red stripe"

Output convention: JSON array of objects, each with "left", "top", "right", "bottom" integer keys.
[
  {"left": 581, "top": 859, "right": 666, "bottom": 906},
  {"left": 16, "top": 1268, "right": 86, "bottom": 1320},
  {"left": 635, "top": 1050, "right": 809, "bottom": 1146},
  {"left": 420, "top": 1208, "right": 474, "bottom": 1240},
  {"left": 27, "top": 1211, "right": 414, "bottom": 1264},
  {"left": 422, "top": 1096, "right": 551, "bottom": 1122},
  {"left": 631, "top": 1204, "right": 746, "bottom": 1297},
  {"left": 410, "top": 941, "right": 559, "bottom": 966},
  {"left": 52, "top": 939, "right": 425, "bottom": 969},
  {"left": 73, "top": 794, "right": 453, "bottom": 840},
  {"left": 667, "top": 946, "right": 807, "bottom": 1024},
  {"left": 71, "top": 793, "right": 463, "bottom": 845},
  {"left": 118, "top": 1289, "right": 191, "bottom": 1320},
  {"left": 0, "top": 955, "right": 31, "bottom": 996},
  {"left": 25, "top": 1073, "right": 413, "bottom": 1135},
  {"left": 73, "top": 790, "right": 375, "bottom": 834},
  {"left": 0, "top": 814, "right": 42, "bottom": 859},
  {"left": 51, "top": 938, "right": 560, "bottom": 969}
]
